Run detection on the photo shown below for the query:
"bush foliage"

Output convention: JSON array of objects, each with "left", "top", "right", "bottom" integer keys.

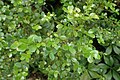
[{"left": 0, "top": 0, "right": 120, "bottom": 80}]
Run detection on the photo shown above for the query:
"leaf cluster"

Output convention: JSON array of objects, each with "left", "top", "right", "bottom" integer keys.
[{"left": 0, "top": 0, "right": 120, "bottom": 80}]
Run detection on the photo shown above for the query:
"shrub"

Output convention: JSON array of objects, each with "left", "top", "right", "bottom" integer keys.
[{"left": 0, "top": 0, "right": 120, "bottom": 80}]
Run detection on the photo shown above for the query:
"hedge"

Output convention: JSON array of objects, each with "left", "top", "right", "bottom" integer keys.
[{"left": 0, "top": 0, "right": 120, "bottom": 80}]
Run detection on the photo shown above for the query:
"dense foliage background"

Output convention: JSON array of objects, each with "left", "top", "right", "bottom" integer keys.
[{"left": 0, "top": 0, "right": 120, "bottom": 80}]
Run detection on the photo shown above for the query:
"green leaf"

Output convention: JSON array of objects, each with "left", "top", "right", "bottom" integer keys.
[
  {"left": 49, "top": 53, "right": 55, "bottom": 60},
  {"left": 109, "top": 56, "right": 114, "bottom": 66},
  {"left": 89, "top": 71, "right": 101, "bottom": 78},
  {"left": 12, "top": 0, "right": 22, "bottom": 6},
  {"left": 54, "top": 33, "right": 59, "bottom": 37},
  {"left": 56, "top": 24, "right": 63, "bottom": 29},
  {"left": 97, "top": 63, "right": 109, "bottom": 69},
  {"left": 88, "top": 33, "right": 95, "bottom": 38},
  {"left": 77, "top": 67, "right": 82, "bottom": 74},
  {"left": 88, "top": 29, "right": 94, "bottom": 34},
  {"left": 54, "top": 71, "right": 59, "bottom": 78},
  {"left": 20, "top": 52, "right": 31, "bottom": 61},
  {"left": 67, "top": 6, "right": 74, "bottom": 13},
  {"left": 11, "top": 41, "right": 19, "bottom": 49},
  {"left": 28, "top": 45, "right": 37, "bottom": 52},
  {"left": 20, "top": 53, "right": 26, "bottom": 60},
  {"left": 117, "top": 67, "right": 120, "bottom": 71},
  {"left": 28, "top": 34, "right": 42, "bottom": 42},
  {"left": 14, "top": 62, "right": 21, "bottom": 68},
  {"left": 87, "top": 55, "right": 93, "bottom": 63},
  {"left": 92, "top": 50, "right": 100, "bottom": 59},
  {"left": 60, "top": 36, "right": 67, "bottom": 40},
  {"left": 72, "top": 58, "right": 78, "bottom": 63},
  {"left": 69, "top": 47, "right": 76, "bottom": 54},
  {"left": 63, "top": 44, "right": 69, "bottom": 50},
  {"left": 113, "top": 46, "right": 120, "bottom": 55},
  {"left": 104, "top": 56, "right": 113, "bottom": 66},
  {"left": 0, "top": 42, "right": 3, "bottom": 50},
  {"left": 88, "top": 64, "right": 100, "bottom": 72},
  {"left": 8, "top": 21, "right": 16, "bottom": 32},
  {"left": 116, "top": 41, "right": 120, "bottom": 47},
  {"left": 90, "top": 13, "right": 99, "bottom": 19},
  {"left": 73, "top": 31, "right": 78, "bottom": 37},
  {"left": 0, "top": 32, "right": 4, "bottom": 37},
  {"left": 17, "top": 43, "right": 27, "bottom": 52},
  {"left": 22, "top": 72, "right": 28, "bottom": 76},
  {"left": 20, "top": 56, "right": 25, "bottom": 61},
  {"left": 105, "top": 70, "right": 112, "bottom": 80},
  {"left": 106, "top": 46, "right": 112, "bottom": 55},
  {"left": 32, "top": 25, "right": 42, "bottom": 31},
  {"left": 38, "top": 0, "right": 44, "bottom": 4},
  {"left": 80, "top": 70, "right": 91, "bottom": 80},
  {"left": 97, "top": 35, "right": 105, "bottom": 44},
  {"left": 113, "top": 70, "right": 120, "bottom": 80}
]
